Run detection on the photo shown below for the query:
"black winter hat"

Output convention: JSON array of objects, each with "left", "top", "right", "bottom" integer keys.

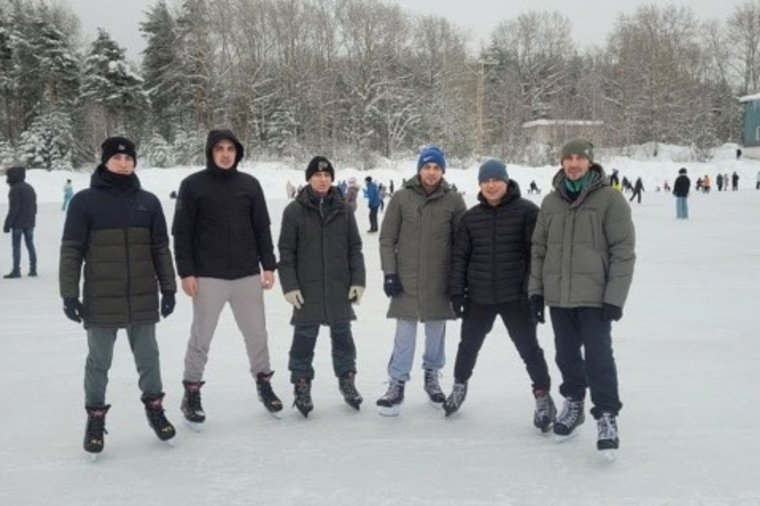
[
  {"left": 305, "top": 156, "right": 334, "bottom": 181},
  {"left": 101, "top": 136, "right": 137, "bottom": 166},
  {"left": 205, "top": 129, "right": 244, "bottom": 168}
]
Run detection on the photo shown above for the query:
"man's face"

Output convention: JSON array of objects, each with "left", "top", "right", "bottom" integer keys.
[
  {"left": 479, "top": 178, "right": 508, "bottom": 206},
  {"left": 212, "top": 139, "right": 237, "bottom": 170},
  {"left": 562, "top": 154, "right": 591, "bottom": 181},
  {"left": 419, "top": 163, "right": 444, "bottom": 191},
  {"left": 309, "top": 171, "right": 332, "bottom": 195},
  {"left": 105, "top": 154, "right": 135, "bottom": 175}
]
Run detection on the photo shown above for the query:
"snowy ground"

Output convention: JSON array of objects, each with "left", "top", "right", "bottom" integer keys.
[{"left": 1, "top": 156, "right": 760, "bottom": 505}]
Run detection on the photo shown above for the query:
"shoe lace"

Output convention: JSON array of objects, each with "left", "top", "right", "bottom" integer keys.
[
  {"left": 185, "top": 389, "right": 203, "bottom": 412},
  {"left": 450, "top": 383, "right": 466, "bottom": 405},
  {"left": 339, "top": 374, "right": 359, "bottom": 398},
  {"left": 558, "top": 399, "right": 582, "bottom": 426},
  {"left": 424, "top": 370, "right": 443, "bottom": 395},
  {"left": 534, "top": 391, "right": 552, "bottom": 416},
  {"left": 146, "top": 401, "right": 169, "bottom": 428},
  {"left": 597, "top": 413, "right": 618, "bottom": 440},
  {"left": 86, "top": 413, "right": 107, "bottom": 438},
  {"left": 383, "top": 379, "right": 403, "bottom": 400}
]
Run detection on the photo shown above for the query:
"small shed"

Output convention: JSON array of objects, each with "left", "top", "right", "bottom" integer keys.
[
  {"left": 522, "top": 119, "right": 604, "bottom": 146},
  {"left": 739, "top": 93, "right": 760, "bottom": 158}
]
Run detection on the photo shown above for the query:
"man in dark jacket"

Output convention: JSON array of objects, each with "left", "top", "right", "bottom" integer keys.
[
  {"left": 172, "top": 128, "right": 282, "bottom": 425},
  {"left": 444, "top": 160, "right": 555, "bottom": 431},
  {"left": 278, "top": 156, "right": 366, "bottom": 417},
  {"left": 59, "top": 137, "right": 177, "bottom": 454},
  {"left": 673, "top": 168, "right": 691, "bottom": 219},
  {"left": 529, "top": 138, "right": 635, "bottom": 456},
  {"left": 3, "top": 166, "right": 37, "bottom": 278}
]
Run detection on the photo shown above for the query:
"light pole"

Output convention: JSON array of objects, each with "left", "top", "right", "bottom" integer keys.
[{"left": 475, "top": 58, "right": 498, "bottom": 161}]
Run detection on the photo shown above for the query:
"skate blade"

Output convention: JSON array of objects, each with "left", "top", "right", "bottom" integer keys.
[
  {"left": 268, "top": 410, "right": 283, "bottom": 420},
  {"left": 183, "top": 419, "right": 204, "bottom": 432},
  {"left": 428, "top": 399, "right": 444, "bottom": 411},
  {"left": 377, "top": 404, "right": 400, "bottom": 417},
  {"left": 88, "top": 453, "right": 100, "bottom": 463},
  {"left": 599, "top": 449, "right": 617, "bottom": 462},
  {"left": 162, "top": 438, "right": 176, "bottom": 447},
  {"left": 553, "top": 431, "right": 579, "bottom": 443}
]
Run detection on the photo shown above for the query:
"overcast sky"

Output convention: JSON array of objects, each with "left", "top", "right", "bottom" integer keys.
[{"left": 64, "top": 0, "right": 743, "bottom": 60}]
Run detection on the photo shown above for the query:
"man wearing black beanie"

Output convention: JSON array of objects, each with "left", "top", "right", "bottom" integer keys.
[{"left": 59, "top": 135, "right": 177, "bottom": 454}]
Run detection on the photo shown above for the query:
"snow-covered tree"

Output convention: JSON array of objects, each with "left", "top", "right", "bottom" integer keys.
[
  {"left": 80, "top": 29, "right": 148, "bottom": 138},
  {"left": 17, "top": 109, "right": 74, "bottom": 169},
  {"left": 171, "top": 127, "right": 204, "bottom": 165},
  {"left": 141, "top": 130, "right": 174, "bottom": 168}
]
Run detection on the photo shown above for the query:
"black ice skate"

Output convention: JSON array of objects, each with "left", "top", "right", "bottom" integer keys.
[
  {"left": 423, "top": 369, "right": 445, "bottom": 406},
  {"left": 142, "top": 393, "right": 176, "bottom": 442},
  {"left": 338, "top": 372, "right": 363, "bottom": 410},
  {"left": 256, "top": 371, "right": 284, "bottom": 416},
  {"left": 553, "top": 397, "right": 585, "bottom": 441},
  {"left": 443, "top": 382, "right": 467, "bottom": 417},
  {"left": 376, "top": 379, "right": 405, "bottom": 417},
  {"left": 597, "top": 412, "right": 619, "bottom": 460},
  {"left": 181, "top": 380, "right": 206, "bottom": 431},
  {"left": 293, "top": 378, "right": 314, "bottom": 418},
  {"left": 84, "top": 404, "right": 110, "bottom": 455},
  {"left": 533, "top": 389, "right": 557, "bottom": 433}
]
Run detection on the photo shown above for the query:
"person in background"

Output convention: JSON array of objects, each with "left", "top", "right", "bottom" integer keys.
[
  {"left": 673, "top": 167, "right": 690, "bottom": 220},
  {"left": 59, "top": 136, "right": 177, "bottom": 454},
  {"left": 629, "top": 177, "right": 644, "bottom": 204},
  {"left": 445, "top": 159, "right": 555, "bottom": 432},
  {"left": 731, "top": 171, "right": 739, "bottom": 191},
  {"left": 376, "top": 145, "right": 466, "bottom": 416},
  {"left": 278, "top": 156, "right": 366, "bottom": 417},
  {"left": 62, "top": 179, "right": 74, "bottom": 211},
  {"left": 3, "top": 166, "right": 37, "bottom": 278},
  {"left": 172, "top": 128, "right": 283, "bottom": 427},
  {"left": 364, "top": 176, "right": 381, "bottom": 232},
  {"left": 529, "top": 138, "right": 636, "bottom": 455},
  {"left": 345, "top": 177, "right": 360, "bottom": 213}
]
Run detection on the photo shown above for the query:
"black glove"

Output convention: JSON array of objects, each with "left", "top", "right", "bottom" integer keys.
[
  {"left": 529, "top": 295, "right": 545, "bottom": 324},
  {"left": 160, "top": 292, "right": 176, "bottom": 318},
  {"left": 63, "top": 297, "right": 84, "bottom": 323},
  {"left": 602, "top": 303, "right": 623, "bottom": 322},
  {"left": 383, "top": 273, "right": 403, "bottom": 297},
  {"left": 450, "top": 295, "right": 468, "bottom": 318}
]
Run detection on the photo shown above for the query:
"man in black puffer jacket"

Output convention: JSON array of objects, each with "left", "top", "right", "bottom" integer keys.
[
  {"left": 3, "top": 166, "right": 37, "bottom": 278},
  {"left": 444, "top": 160, "right": 555, "bottom": 432},
  {"left": 59, "top": 137, "right": 177, "bottom": 453},
  {"left": 172, "top": 129, "right": 282, "bottom": 423}
]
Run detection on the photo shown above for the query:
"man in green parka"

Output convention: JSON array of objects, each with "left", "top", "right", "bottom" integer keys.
[
  {"left": 376, "top": 145, "right": 466, "bottom": 416},
  {"left": 529, "top": 138, "right": 635, "bottom": 456},
  {"left": 278, "top": 156, "right": 366, "bottom": 417}
]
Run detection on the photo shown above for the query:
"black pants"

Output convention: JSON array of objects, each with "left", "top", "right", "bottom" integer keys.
[
  {"left": 549, "top": 307, "right": 622, "bottom": 418},
  {"left": 288, "top": 321, "right": 357, "bottom": 383},
  {"left": 454, "top": 300, "right": 550, "bottom": 390},
  {"left": 368, "top": 206, "right": 379, "bottom": 231},
  {"left": 629, "top": 189, "right": 642, "bottom": 203}
]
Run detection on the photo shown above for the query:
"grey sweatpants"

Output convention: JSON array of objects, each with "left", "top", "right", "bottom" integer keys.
[
  {"left": 183, "top": 275, "right": 272, "bottom": 382},
  {"left": 84, "top": 324, "right": 162, "bottom": 406}
]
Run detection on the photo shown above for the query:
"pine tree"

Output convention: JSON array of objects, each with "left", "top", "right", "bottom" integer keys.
[
  {"left": 17, "top": 109, "right": 74, "bottom": 169},
  {"left": 142, "top": 130, "right": 174, "bottom": 168},
  {"left": 81, "top": 28, "right": 148, "bottom": 138},
  {"left": 140, "top": 1, "right": 181, "bottom": 141}
]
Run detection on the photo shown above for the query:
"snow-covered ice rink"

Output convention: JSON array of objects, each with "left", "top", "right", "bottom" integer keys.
[{"left": 1, "top": 158, "right": 759, "bottom": 505}]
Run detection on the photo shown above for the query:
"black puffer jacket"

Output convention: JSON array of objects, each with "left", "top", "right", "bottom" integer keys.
[
  {"left": 278, "top": 186, "right": 365, "bottom": 325},
  {"left": 59, "top": 166, "right": 176, "bottom": 328},
  {"left": 172, "top": 130, "right": 277, "bottom": 279},
  {"left": 4, "top": 166, "right": 37, "bottom": 231},
  {"left": 673, "top": 174, "right": 690, "bottom": 197},
  {"left": 450, "top": 181, "right": 537, "bottom": 305}
]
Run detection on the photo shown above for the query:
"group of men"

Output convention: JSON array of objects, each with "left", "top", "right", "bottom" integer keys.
[{"left": 57, "top": 132, "right": 636, "bottom": 459}]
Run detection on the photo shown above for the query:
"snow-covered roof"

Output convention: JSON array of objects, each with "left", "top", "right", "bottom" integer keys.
[
  {"left": 739, "top": 93, "right": 760, "bottom": 103},
  {"left": 522, "top": 119, "right": 604, "bottom": 128}
]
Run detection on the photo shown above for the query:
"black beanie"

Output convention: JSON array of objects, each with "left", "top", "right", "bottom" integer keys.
[
  {"left": 101, "top": 136, "right": 137, "bottom": 166},
  {"left": 305, "top": 156, "right": 335, "bottom": 181}
]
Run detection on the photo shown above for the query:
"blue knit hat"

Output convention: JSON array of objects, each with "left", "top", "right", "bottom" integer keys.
[
  {"left": 417, "top": 145, "right": 446, "bottom": 172},
  {"left": 478, "top": 159, "right": 509, "bottom": 183}
]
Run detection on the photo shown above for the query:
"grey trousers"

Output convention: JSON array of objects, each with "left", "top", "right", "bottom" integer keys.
[
  {"left": 183, "top": 275, "right": 272, "bottom": 382},
  {"left": 85, "top": 324, "right": 162, "bottom": 406},
  {"left": 386, "top": 318, "right": 446, "bottom": 382}
]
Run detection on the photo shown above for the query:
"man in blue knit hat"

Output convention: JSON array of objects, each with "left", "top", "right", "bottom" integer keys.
[
  {"left": 444, "top": 159, "right": 555, "bottom": 431},
  {"left": 376, "top": 145, "right": 466, "bottom": 416}
]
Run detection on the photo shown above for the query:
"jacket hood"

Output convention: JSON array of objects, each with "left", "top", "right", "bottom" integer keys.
[
  {"left": 205, "top": 129, "right": 244, "bottom": 171},
  {"left": 5, "top": 166, "right": 26, "bottom": 185}
]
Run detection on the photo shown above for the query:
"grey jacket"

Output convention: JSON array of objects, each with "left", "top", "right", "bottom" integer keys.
[
  {"left": 529, "top": 164, "right": 636, "bottom": 308},
  {"left": 379, "top": 176, "right": 466, "bottom": 321}
]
